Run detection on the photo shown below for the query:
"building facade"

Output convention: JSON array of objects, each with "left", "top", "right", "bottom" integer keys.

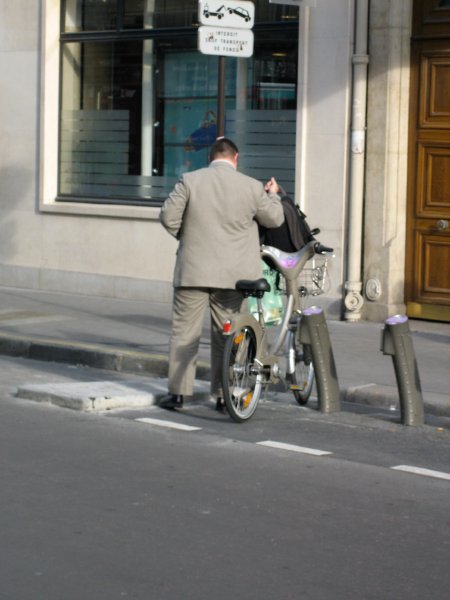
[{"left": 0, "top": 0, "right": 449, "bottom": 322}]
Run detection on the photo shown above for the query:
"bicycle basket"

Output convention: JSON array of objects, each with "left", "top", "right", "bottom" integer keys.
[{"left": 297, "top": 256, "right": 330, "bottom": 296}]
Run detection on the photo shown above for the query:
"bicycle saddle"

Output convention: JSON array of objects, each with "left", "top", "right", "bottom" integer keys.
[{"left": 235, "top": 278, "right": 271, "bottom": 297}]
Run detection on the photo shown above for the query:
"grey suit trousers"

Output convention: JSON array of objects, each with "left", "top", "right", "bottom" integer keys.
[{"left": 167, "top": 288, "right": 243, "bottom": 397}]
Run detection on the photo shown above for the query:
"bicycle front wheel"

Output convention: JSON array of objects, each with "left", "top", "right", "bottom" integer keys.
[
  {"left": 222, "top": 325, "right": 263, "bottom": 422},
  {"left": 287, "top": 330, "right": 315, "bottom": 405}
]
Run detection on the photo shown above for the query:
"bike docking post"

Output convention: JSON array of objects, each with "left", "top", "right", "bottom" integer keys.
[
  {"left": 299, "top": 307, "right": 340, "bottom": 413},
  {"left": 381, "top": 315, "right": 424, "bottom": 426}
]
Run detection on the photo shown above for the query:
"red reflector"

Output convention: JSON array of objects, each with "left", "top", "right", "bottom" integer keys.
[{"left": 223, "top": 319, "right": 232, "bottom": 334}]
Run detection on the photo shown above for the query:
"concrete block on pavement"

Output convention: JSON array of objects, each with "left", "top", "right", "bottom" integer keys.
[{"left": 15, "top": 378, "right": 211, "bottom": 411}]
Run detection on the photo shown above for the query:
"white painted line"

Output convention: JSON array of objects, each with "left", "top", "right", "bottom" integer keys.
[
  {"left": 135, "top": 418, "right": 202, "bottom": 432},
  {"left": 257, "top": 440, "right": 332, "bottom": 456},
  {"left": 391, "top": 465, "right": 450, "bottom": 481}
]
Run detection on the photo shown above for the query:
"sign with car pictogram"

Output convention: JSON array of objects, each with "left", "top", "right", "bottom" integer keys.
[{"left": 198, "top": 1, "right": 255, "bottom": 29}]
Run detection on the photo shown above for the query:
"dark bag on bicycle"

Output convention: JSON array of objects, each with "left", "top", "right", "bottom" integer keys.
[{"left": 260, "top": 194, "right": 315, "bottom": 253}]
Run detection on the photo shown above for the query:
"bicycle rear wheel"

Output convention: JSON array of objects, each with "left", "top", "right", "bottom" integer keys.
[
  {"left": 287, "top": 330, "right": 315, "bottom": 405},
  {"left": 222, "top": 325, "right": 263, "bottom": 422}
]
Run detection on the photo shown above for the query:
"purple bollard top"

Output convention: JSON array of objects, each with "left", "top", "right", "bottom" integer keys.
[
  {"left": 385, "top": 314, "right": 408, "bottom": 325},
  {"left": 303, "top": 306, "right": 323, "bottom": 316}
]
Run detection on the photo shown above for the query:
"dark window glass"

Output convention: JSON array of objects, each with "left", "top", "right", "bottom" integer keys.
[
  {"left": 63, "top": 0, "right": 298, "bottom": 32},
  {"left": 123, "top": 0, "right": 145, "bottom": 29},
  {"left": 63, "top": 0, "right": 118, "bottom": 32},
  {"left": 59, "top": 0, "right": 299, "bottom": 204}
]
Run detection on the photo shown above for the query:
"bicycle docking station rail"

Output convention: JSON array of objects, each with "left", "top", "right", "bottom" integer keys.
[
  {"left": 298, "top": 306, "right": 341, "bottom": 413},
  {"left": 381, "top": 315, "right": 424, "bottom": 426}
]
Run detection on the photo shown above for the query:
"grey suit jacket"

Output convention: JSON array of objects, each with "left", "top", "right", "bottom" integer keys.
[{"left": 160, "top": 161, "right": 284, "bottom": 288}]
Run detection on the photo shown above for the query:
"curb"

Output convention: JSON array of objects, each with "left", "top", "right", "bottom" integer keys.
[
  {"left": 0, "top": 332, "right": 211, "bottom": 379},
  {"left": 1, "top": 333, "right": 448, "bottom": 418},
  {"left": 343, "top": 384, "right": 450, "bottom": 418}
]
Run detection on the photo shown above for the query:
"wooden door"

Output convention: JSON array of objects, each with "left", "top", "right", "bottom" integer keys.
[{"left": 405, "top": 0, "right": 450, "bottom": 321}]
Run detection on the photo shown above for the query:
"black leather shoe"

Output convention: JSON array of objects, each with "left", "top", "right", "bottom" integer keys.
[
  {"left": 159, "top": 394, "right": 183, "bottom": 410},
  {"left": 215, "top": 397, "right": 226, "bottom": 413}
]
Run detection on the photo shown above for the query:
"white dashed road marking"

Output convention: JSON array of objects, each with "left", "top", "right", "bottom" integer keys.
[
  {"left": 391, "top": 465, "right": 450, "bottom": 481},
  {"left": 136, "top": 419, "right": 447, "bottom": 479},
  {"left": 256, "top": 440, "right": 333, "bottom": 456},
  {"left": 136, "top": 418, "right": 202, "bottom": 432}
]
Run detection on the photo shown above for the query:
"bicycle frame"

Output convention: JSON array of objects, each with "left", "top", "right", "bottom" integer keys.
[
  {"left": 226, "top": 240, "right": 318, "bottom": 385},
  {"left": 260, "top": 241, "right": 317, "bottom": 352}
]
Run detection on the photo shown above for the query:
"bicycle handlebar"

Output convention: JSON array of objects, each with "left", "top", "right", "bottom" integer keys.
[{"left": 314, "top": 242, "right": 334, "bottom": 255}]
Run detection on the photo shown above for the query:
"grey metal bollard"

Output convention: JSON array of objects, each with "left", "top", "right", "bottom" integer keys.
[
  {"left": 299, "top": 307, "right": 340, "bottom": 413},
  {"left": 381, "top": 315, "right": 424, "bottom": 426}
]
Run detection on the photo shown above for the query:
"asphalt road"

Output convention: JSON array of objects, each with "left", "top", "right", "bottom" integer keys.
[{"left": 1, "top": 356, "right": 449, "bottom": 600}]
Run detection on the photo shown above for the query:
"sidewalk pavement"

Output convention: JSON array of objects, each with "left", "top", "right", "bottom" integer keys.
[{"left": 0, "top": 285, "right": 449, "bottom": 418}]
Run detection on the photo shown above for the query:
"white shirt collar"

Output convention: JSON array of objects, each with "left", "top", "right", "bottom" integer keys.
[{"left": 210, "top": 158, "right": 237, "bottom": 170}]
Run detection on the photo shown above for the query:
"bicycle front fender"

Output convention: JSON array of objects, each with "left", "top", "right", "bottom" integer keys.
[{"left": 223, "top": 314, "right": 267, "bottom": 362}]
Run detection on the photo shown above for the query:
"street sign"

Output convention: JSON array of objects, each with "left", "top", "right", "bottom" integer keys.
[
  {"left": 198, "top": 1, "right": 255, "bottom": 29},
  {"left": 198, "top": 25, "right": 254, "bottom": 57}
]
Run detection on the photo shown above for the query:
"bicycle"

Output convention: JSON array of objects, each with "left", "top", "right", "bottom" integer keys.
[{"left": 221, "top": 239, "right": 334, "bottom": 422}]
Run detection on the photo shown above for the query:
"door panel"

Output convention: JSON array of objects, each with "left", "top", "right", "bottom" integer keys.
[
  {"left": 417, "top": 137, "right": 450, "bottom": 214},
  {"left": 416, "top": 231, "right": 450, "bottom": 297},
  {"left": 406, "top": 8, "right": 450, "bottom": 322},
  {"left": 419, "top": 53, "right": 450, "bottom": 127}
]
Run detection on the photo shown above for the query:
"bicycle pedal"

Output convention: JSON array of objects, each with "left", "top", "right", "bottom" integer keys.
[{"left": 291, "top": 384, "right": 308, "bottom": 391}]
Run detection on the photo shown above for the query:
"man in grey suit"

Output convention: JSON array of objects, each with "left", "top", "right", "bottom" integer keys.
[{"left": 159, "top": 138, "right": 284, "bottom": 410}]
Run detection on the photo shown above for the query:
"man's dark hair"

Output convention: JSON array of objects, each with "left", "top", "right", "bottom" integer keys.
[{"left": 209, "top": 138, "right": 239, "bottom": 162}]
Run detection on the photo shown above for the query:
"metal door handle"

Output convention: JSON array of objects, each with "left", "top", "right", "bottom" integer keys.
[{"left": 436, "top": 219, "right": 449, "bottom": 230}]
